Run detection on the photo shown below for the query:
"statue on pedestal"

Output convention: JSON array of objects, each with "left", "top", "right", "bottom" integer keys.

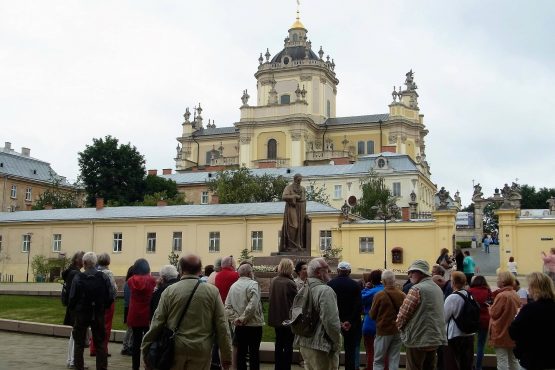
[{"left": 280, "top": 174, "right": 308, "bottom": 252}]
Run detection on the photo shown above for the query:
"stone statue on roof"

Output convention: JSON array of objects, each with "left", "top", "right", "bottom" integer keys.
[
  {"left": 473, "top": 183, "right": 483, "bottom": 200},
  {"left": 405, "top": 69, "right": 418, "bottom": 91}
]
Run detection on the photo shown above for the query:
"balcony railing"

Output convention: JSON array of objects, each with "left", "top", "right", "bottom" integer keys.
[
  {"left": 210, "top": 156, "right": 239, "bottom": 166},
  {"left": 252, "top": 158, "right": 290, "bottom": 168},
  {"left": 305, "top": 150, "right": 354, "bottom": 162}
]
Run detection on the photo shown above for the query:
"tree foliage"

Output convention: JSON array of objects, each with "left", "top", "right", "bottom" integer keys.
[
  {"left": 78, "top": 136, "right": 146, "bottom": 206},
  {"left": 305, "top": 180, "right": 331, "bottom": 206},
  {"left": 206, "top": 167, "right": 288, "bottom": 203},
  {"left": 520, "top": 184, "right": 555, "bottom": 209},
  {"left": 483, "top": 201, "right": 500, "bottom": 233},
  {"left": 353, "top": 171, "right": 399, "bottom": 220},
  {"left": 138, "top": 191, "right": 188, "bottom": 206},
  {"left": 33, "top": 177, "right": 82, "bottom": 210},
  {"left": 144, "top": 175, "right": 179, "bottom": 198}
]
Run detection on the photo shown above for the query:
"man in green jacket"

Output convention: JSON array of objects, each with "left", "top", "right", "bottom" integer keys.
[{"left": 142, "top": 254, "right": 232, "bottom": 370}]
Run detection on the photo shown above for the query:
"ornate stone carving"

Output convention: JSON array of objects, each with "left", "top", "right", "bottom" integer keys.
[
  {"left": 241, "top": 89, "right": 250, "bottom": 107},
  {"left": 265, "top": 48, "right": 271, "bottom": 62},
  {"left": 401, "top": 135, "right": 407, "bottom": 143},
  {"left": 405, "top": 69, "right": 418, "bottom": 91},
  {"left": 320, "top": 77, "right": 327, "bottom": 84},
  {"left": 300, "top": 75, "right": 312, "bottom": 81},
  {"left": 240, "top": 135, "right": 251, "bottom": 144},
  {"left": 436, "top": 187, "right": 450, "bottom": 210},
  {"left": 183, "top": 107, "right": 191, "bottom": 123},
  {"left": 290, "top": 130, "right": 302, "bottom": 141},
  {"left": 473, "top": 183, "right": 484, "bottom": 200},
  {"left": 388, "top": 134, "right": 397, "bottom": 144}
]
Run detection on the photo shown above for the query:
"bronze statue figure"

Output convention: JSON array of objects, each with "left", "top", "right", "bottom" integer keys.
[{"left": 280, "top": 173, "right": 307, "bottom": 252}]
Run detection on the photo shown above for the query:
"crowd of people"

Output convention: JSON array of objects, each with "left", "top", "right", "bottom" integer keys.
[{"left": 60, "top": 249, "right": 555, "bottom": 370}]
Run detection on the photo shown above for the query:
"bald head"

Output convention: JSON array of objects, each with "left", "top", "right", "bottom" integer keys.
[{"left": 179, "top": 254, "right": 202, "bottom": 275}]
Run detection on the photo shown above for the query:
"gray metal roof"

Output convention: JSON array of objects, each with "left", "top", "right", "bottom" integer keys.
[
  {"left": 163, "top": 153, "right": 418, "bottom": 185},
  {"left": 0, "top": 151, "right": 70, "bottom": 186},
  {"left": 193, "top": 127, "right": 238, "bottom": 137},
  {"left": 323, "top": 114, "right": 390, "bottom": 126},
  {"left": 0, "top": 201, "right": 339, "bottom": 223}
]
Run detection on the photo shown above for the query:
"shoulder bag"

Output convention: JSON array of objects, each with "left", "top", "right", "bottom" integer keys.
[{"left": 146, "top": 278, "right": 201, "bottom": 370}]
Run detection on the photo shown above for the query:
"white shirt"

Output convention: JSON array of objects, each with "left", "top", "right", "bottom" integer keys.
[
  {"left": 444, "top": 290, "right": 475, "bottom": 339},
  {"left": 507, "top": 261, "right": 518, "bottom": 273}
]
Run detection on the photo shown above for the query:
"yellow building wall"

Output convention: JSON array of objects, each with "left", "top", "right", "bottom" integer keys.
[
  {"left": 0, "top": 213, "right": 340, "bottom": 281},
  {"left": 255, "top": 131, "right": 287, "bottom": 160},
  {"left": 497, "top": 209, "right": 555, "bottom": 275},
  {"left": 333, "top": 210, "right": 456, "bottom": 273}
]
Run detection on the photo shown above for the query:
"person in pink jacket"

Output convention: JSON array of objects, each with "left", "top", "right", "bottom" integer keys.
[
  {"left": 488, "top": 271, "right": 520, "bottom": 370},
  {"left": 541, "top": 248, "right": 555, "bottom": 283}
]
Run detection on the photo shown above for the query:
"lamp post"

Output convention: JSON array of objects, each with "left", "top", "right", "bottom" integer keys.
[
  {"left": 372, "top": 204, "right": 399, "bottom": 269},
  {"left": 25, "top": 233, "right": 32, "bottom": 283}
]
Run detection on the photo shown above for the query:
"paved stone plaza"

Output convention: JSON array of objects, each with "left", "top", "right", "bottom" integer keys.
[{"left": 0, "top": 331, "right": 304, "bottom": 370}]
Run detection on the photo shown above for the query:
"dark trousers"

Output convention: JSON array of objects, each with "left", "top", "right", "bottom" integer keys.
[
  {"left": 342, "top": 327, "right": 360, "bottom": 370},
  {"left": 235, "top": 326, "right": 262, "bottom": 370},
  {"left": 274, "top": 326, "right": 294, "bottom": 370},
  {"left": 131, "top": 326, "right": 149, "bottom": 370},
  {"left": 443, "top": 336, "right": 474, "bottom": 370},
  {"left": 73, "top": 310, "right": 107, "bottom": 370},
  {"left": 406, "top": 347, "right": 437, "bottom": 370}
]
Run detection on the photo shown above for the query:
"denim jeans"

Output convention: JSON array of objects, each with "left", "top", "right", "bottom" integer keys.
[
  {"left": 475, "top": 328, "right": 487, "bottom": 370},
  {"left": 373, "top": 333, "right": 402, "bottom": 370}
]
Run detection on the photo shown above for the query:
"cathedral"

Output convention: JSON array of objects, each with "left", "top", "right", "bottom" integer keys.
[{"left": 169, "top": 10, "right": 437, "bottom": 212}]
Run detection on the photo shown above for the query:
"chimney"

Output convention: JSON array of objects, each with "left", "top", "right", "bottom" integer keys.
[
  {"left": 147, "top": 169, "right": 158, "bottom": 176},
  {"left": 96, "top": 197, "right": 104, "bottom": 210},
  {"left": 21, "top": 147, "right": 30, "bottom": 157},
  {"left": 162, "top": 168, "right": 172, "bottom": 175},
  {"left": 4, "top": 142, "right": 11, "bottom": 151},
  {"left": 157, "top": 199, "right": 168, "bottom": 207},
  {"left": 401, "top": 207, "right": 410, "bottom": 221}
]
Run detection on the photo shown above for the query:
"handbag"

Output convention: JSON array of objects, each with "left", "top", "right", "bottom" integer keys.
[{"left": 146, "top": 279, "right": 201, "bottom": 370}]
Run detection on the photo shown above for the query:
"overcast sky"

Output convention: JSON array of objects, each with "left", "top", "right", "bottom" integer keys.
[{"left": 1, "top": 1, "right": 554, "bottom": 207}]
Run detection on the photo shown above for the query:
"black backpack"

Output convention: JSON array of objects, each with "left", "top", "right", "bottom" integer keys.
[
  {"left": 77, "top": 271, "right": 112, "bottom": 312},
  {"left": 283, "top": 280, "right": 320, "bottom": 337},
  {"left": 451, "top": 290, "right": 480, "bottom": 334}
]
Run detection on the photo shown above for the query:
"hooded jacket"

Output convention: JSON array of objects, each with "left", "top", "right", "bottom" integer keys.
[{"left": 127, "top": 274, "right": 156, "bottom": 327}]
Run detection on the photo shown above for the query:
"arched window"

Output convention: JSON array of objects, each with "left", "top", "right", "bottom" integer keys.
[
  {"left": 280, "top": 94, "right": 290, "bottom": 104},
  {"left": 267, "top": 139, "right": 277, "bottom": 159},
  {"left": 366, "top": 140, "right": 374, "bottom": 154}
]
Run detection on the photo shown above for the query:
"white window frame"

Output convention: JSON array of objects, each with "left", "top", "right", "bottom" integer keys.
[
  {"left": 113, "top": 233, "right": 123, "bottom": 253},
  {"left": 251, "top": 231, "right": 263, "bottom": 252},
  {"left": 25, "top": 187, "right": 32, "bottom": 202},
  {"left": 334, "top": 185, "right": 342, "bottom": 199},
  {"left": 52, "top": 234, "right": 62, "bottom": 252},
  {"left": 172, "top": 231, "right": 183, "bottom": 252},
  {"left": 209, "top": 231, "right": 220, "bottom": 252},
  {"left": 22, "top": 234, "right": 31, "bottom": 252},
  {"left": 146, "top": 232, "right": 156, "bottom": 253},
  {"left": 319, "top": 230, "right": 332, "bottom": 251},
  {"left": 201, "top": 191, "right": 209, "bottom": 205},
  {"left": 359, "top": 237, "right": 374, "bottom": 253},
  {"left": 10, "top": 185, "right": 17, "bottom": 199},
  {"left": 393, "top": 182, "right": 401, "bottom": 197}
]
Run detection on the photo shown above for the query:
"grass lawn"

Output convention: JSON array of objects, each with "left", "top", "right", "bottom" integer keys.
[{"left": 0, "top": 295, "right": 495, "bottom": 354}]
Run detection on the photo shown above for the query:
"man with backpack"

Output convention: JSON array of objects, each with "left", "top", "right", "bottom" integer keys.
[
  {"left": 293, "top": 257, "right": 341, "bottom": 370},
  {"left": 62, "top": 250, "right": 85, "bottom": 369},
  {"left": 443, "top": 271, "right": 479, "bottom": 370},
  {"left": 68, "top": 252, "right": 114, "bottom": 370}
]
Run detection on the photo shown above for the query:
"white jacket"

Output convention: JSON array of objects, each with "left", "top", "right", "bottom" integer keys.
[{"left": 224, "top": 276, "right": 265, "bottom": 327}]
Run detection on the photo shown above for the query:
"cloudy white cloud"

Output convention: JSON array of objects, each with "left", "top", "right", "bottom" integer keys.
[{"left": 1, "top": 0, "right": 554, "bottom": 206}]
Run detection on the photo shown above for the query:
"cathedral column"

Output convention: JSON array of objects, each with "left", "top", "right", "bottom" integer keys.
[
  {"left": 239, "top": 135, "right": 252, "bottom": 167},
  {"left": 290, "top": 130, "right": 303, "bottom": 167}
]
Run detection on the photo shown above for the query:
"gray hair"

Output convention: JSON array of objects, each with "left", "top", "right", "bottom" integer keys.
[
  {"left": 159, "top": 265, "right": 178, "bottom": 280},
  {"left": 82, "top": 252, "right": 97, "bottom": 268},
  {"left": 237, "top": 263, "right": 252, "bottom": 277},
  {"left": 97, "top": 253, "right": 110, "bottom": 267},
  {"left": 221, "top": 256, "right": 235, "bottom": 269},
  {"left": 382, "top": 270, "right": 395, "bottom": 285},
  {"left": 307, "top": 257, "right": 327, "bottom": 278}
]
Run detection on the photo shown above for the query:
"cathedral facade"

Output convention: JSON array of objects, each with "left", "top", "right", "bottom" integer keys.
[{"left": 171, "top": 12, "right": 436, "bottom": 212}]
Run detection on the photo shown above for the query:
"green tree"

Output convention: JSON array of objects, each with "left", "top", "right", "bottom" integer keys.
[
  {"left": 206, "top": 167, "right": 288, "bottom": 203},
  {"left": 306, "top": 180, "right": 331, "bottom": 206},
  {"left": 168, "top": 250, "right": 179, "bottom": 269},
  {"left": 78, "top": 136, "right": 146, "bottom": 206},
  {"left": 353, "top": 171, "right": 399, "bottom": 220},
  {"left": 520, "top": 184, "right": 555, "bottom": 209},
  {"left": 483, "top": 202, "right": 500, "bottom": 233},
  {"left": 144, "top": 175, "right": 179, "bottom": 198},
  {"left": 33, "top": 177, "right": 82, "bottom": 210},
  {"left": 138, "top": 191, "right": 188, "bottom": 206}
]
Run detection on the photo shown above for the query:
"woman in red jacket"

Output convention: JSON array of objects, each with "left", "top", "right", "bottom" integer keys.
[
  {"left": 468, "top": 275, "right": 492, "bottom": 370},
  {"left": 127, "top": 258, "right": 156, "bottom": 370}
]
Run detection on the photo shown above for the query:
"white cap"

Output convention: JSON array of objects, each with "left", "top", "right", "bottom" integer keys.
[{"left": 337, "top": 261, "right": 351, "bottom": 270}]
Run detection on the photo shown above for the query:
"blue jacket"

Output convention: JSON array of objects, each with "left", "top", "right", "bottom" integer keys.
[{"left": 361, "top": 284, "right": 384, "bottom": 336}]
